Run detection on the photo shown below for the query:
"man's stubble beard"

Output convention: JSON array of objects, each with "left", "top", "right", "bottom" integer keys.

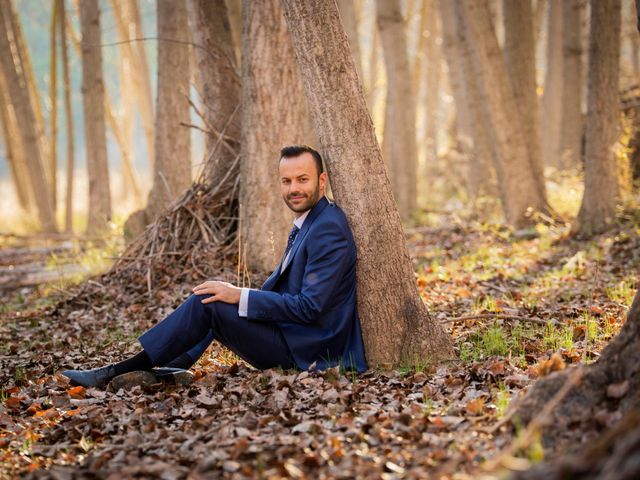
[{"left": 283, "top": 182, "right": 322, "bottom": 214}]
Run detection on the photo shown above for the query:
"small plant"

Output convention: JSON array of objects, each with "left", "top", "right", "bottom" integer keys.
[
  {"left": 481, "top": 325, "right": 508, "bottom": 356},
  {"left": 495, "top": 383, "right": 511, "bottom": 417}
]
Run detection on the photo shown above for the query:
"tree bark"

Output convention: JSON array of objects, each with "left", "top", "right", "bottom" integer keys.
[
  {"left": 559, "top": 0, "right": 584, "bottom": 170},
  {"left": 376, "top": 0, "right": 418, "bottom": 221},
  {"left": 575, "top": 0, "right": 622, "bottom": 237},
  {"left": 503, "top": 0, "right": 547, "bottom": 204},
  {"left": 49, "top": 2, "right": 58, "bottom": 210},
  {"left": 0, "top": 0, "right": 56, "bottom": 232},
  {"left": 280, "top": 0, "right": 454, "bottom": 366},
  {"left": 224, "top": 0, "right": 241, "bottom": 65},
  {"left": 187, "top": 0, "right": 241, "bottom": 181},
  {"left": 455, "top": 0, "right": 546, "bottom": 228},
  {"left": 439, "top": 0, "right": 492, "bottom": 199},
  {"left": 541, "top": 0, "right": 563, "bottom": 168},
  {"left": 79, "top": 0, "right": 111, "bottom": 234},
  {"left": 59, "top": 0, "right": 74, "bottom": 233},
  {"left": 239, "top": 0, "right": 312, "bottom": 273},
  {"left": 146, "top": 0, "right": 192, "bottom": 220}
]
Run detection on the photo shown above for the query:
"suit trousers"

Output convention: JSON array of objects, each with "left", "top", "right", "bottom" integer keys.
[{"left": 139, "top": 294, "right": 297, "bottom": 370}]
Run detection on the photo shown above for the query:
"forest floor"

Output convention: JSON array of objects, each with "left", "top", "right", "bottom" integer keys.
[{"left": 1, "top": 213, "right": 639, "bottom": 479}]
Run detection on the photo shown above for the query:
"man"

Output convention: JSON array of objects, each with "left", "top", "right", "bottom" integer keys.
[{"left": 63, "top": 145, "right": 368, "bottom": 388}]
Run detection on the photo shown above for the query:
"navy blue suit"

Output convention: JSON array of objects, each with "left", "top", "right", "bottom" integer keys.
[{"left": 139, "top": 197, "right": 368, "bottom": 372}]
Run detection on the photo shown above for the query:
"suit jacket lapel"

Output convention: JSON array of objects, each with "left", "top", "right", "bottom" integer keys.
[{"left": 262, "top": 197, "right": 330, "bottom": 290}]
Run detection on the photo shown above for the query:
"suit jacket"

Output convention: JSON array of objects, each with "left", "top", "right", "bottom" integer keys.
[{"left": 246, "top": 196, "right": 368, "bottom": 372}]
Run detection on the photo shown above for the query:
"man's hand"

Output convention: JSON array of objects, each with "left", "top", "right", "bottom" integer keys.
[{"left": 192, "top": 281, "right": 241, "bottom": 305}]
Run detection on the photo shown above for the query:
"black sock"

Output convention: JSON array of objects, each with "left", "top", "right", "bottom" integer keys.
[
  {"left": 113, "top": 350, "right": 153, "bottom": 376},
  {"left": 163, "top": 352, "right": 194, "bottom": 369}
]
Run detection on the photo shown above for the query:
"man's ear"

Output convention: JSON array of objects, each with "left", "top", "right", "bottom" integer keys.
[{"left": 319, "top": 172, "right": 328, "bottom": 192}]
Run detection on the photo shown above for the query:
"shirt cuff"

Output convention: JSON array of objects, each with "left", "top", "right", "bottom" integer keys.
[{"left": 238, "top": 287, "right": 251, "bottom": 317}]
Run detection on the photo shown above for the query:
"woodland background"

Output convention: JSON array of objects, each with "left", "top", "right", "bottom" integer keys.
[{"left": 1, "top": 0, "right": 640, "bottom": 478}]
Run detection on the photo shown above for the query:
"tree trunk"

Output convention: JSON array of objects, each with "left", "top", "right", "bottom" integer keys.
[
  {"left": 367, "top": 21, "right": 381, "bottom": 113},
  {"left": 79, "top": 0, "right": 111, "bottom": 234},
  {"left": 439, "top": 0, "right": 492, "bottom": 199},
  {"left": 49, "top": 2, "right": 58, "bottom": 210},
  {"left": 280, "top": 0, "right": 454, "bottom": 366},
  {"left": 455, "top": 0, "right": 546, "bottom": 228},
  {"left": 146, "top": 0, "right": 192, "bottom": 220},
  {"left": 239, "top": 0, "right": 312, "bottom": 273},
  {"left": 0, "top": 78, "right": 32, "bottom": 210},
  {"left": 423, "top": 0, "right": 440, "bottom": 176},
  {"left": 575, "top": 0, "right": 622, "bottom": 237},
  {"left": 0, "top": 0, "right": 56, "bottom": 232},
  {"left": 559, "top": 0, "right": 584, "bottom": 170},
  {"left": 337, "top": 0, "right": 365, "bottom": 83},
  {"left": 503, "top": 0, "right": 547, "bottom": 204},
  {"left": 111, "top": 0, "right": 155, "bottom": 171},
  {"left": 8, "top": 0, "right": 52, "bottom": 204},
  {"left": 541, "top": 0, "right": 563, "bottom": 168},
  {"left": 376, "top": 0, "right": 418, "bottom": 221},
  {"left": 224, "top": 0, "right": 241, "bottom": 65},
  {"left": 187, "top": 0, "right": 241, "bottom": 181},
  {"left": 59, "top": 0, "right": 74, "bottom": 233}
]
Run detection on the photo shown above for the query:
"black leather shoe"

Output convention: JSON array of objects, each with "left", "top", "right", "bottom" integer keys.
[
  {"left": 61, "top": 365, "right": 117, "bottom": 388},
  {"left": 153, "top": 367, "right": 195, "bottom": 386}
]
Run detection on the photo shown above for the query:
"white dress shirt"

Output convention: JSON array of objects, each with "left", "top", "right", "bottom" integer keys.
[{"left": 238, "top": 209, "right": 310, "bottom": 317}]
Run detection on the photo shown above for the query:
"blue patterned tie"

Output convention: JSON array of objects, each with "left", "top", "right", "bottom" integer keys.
[{"left": 284, "top": 225, "right": 300, "bottom": 258}]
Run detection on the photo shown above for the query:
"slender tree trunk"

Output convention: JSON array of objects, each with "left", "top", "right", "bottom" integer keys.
[
  {"left": 455, "top": 0, "right": 546, "bottom": 227},
  {"left": 533, "top": 0, "right": 547, "bottom": 47},
  {"left": 8, "top": 0, "right": 52, "bottom": 203},
  {"left": 280, "top": 0, "right": 454, "bottom": 366},
  {"left": 187, "top": 0, "right": 241, "bottom": 181},
  {"left": 145, "top": 0, "right": 192, "bottom": 220},
  {"left": 337, "top": 0, "right": 365, "bottom": 82},
  {"left": 541, "top": 0, "right": 563, "bottom": 167},
  {"left": 367, "top": 22, "right": 381, "bottom": 111},
  {"left": 423, "top": 0, "right": 440, "bottom": 176},
  {"left": 79, "top": 0, "right": 111, "bottom": 234},
  {"left": 576, "top": 0, "right": 622, "bottom": 237},
  {"left": 0, "top": 0, "right": 56, "bottom": 232},
  {"left": 559, "top": 0, "right": 584, "bottom": 170},
  {"left": 0, "top": 79, "right": 32, "bottom": 210},
  {"left": 239, "top": 0, "right": 312, "bottom": 273},
  {"left": 59, "top": 0, "right": 74, "bottom": 233},
  {"left": 224, "top": 0, "right": 241, "bottom": 65},
  {"left": 49, "top": 2, "right": 58, "bottom": 209},
  {"left": 110, "top": 0, "right": 155, "bottom": 170},
  {"left": 376, "top": 0, "right": 418, "bottom": 220},
  {"left": 439, "top": 0, "right": 492, "bottom": 199},
  {"left": 503, "top": 0, "right": 547, "bottom": 204}
]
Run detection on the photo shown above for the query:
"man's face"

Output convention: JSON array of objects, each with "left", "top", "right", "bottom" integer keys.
[{"left": 279, "top": 152, "right": 327, "bottom": 216}]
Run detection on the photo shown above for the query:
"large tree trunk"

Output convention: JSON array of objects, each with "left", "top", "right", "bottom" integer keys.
[
  {"left": 559, "top": 0, "right": 584, "bottom": 170},
  {"left": 0, "top": 0, "right": 56, "bottom": 232},
  {"left": 439, "top": 0, "right": 492, "bottom": 199},
  {"left": 376, "top": 0, "right": 418, "bottom": 221},
  {"left": 503, "top": 0, "right": 547, "bottom": 205},
  {"left": 540, "top": 0, "right": 563, "bottom": 168},
  {"left": 280, "top": 0, "right": 454, "bottom": 366},
  {"left": 575, "top": 0, "right": 622, "bottom": 237},
  {"left": 145, "top": 0, "right": 191, "bottom": 220},
  {"left": 59, "top": 0, "right": 74, "bottom": 233},
  {"left": 455, "top": 0, "right": 546, "bottom": 227},
  {"left": 187, "top": 0, "right": 240, "bottom": 182},
  {"left": 239, "top": 0, "right": 312, "bottom": 273},
  {"left": 79, "top": 0, "right": 111, "bottom": 234}
]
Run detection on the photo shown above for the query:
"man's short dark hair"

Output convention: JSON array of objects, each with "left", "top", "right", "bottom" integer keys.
[{"left": 280, "top": 144, "right": 324, "bottom": 176}]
